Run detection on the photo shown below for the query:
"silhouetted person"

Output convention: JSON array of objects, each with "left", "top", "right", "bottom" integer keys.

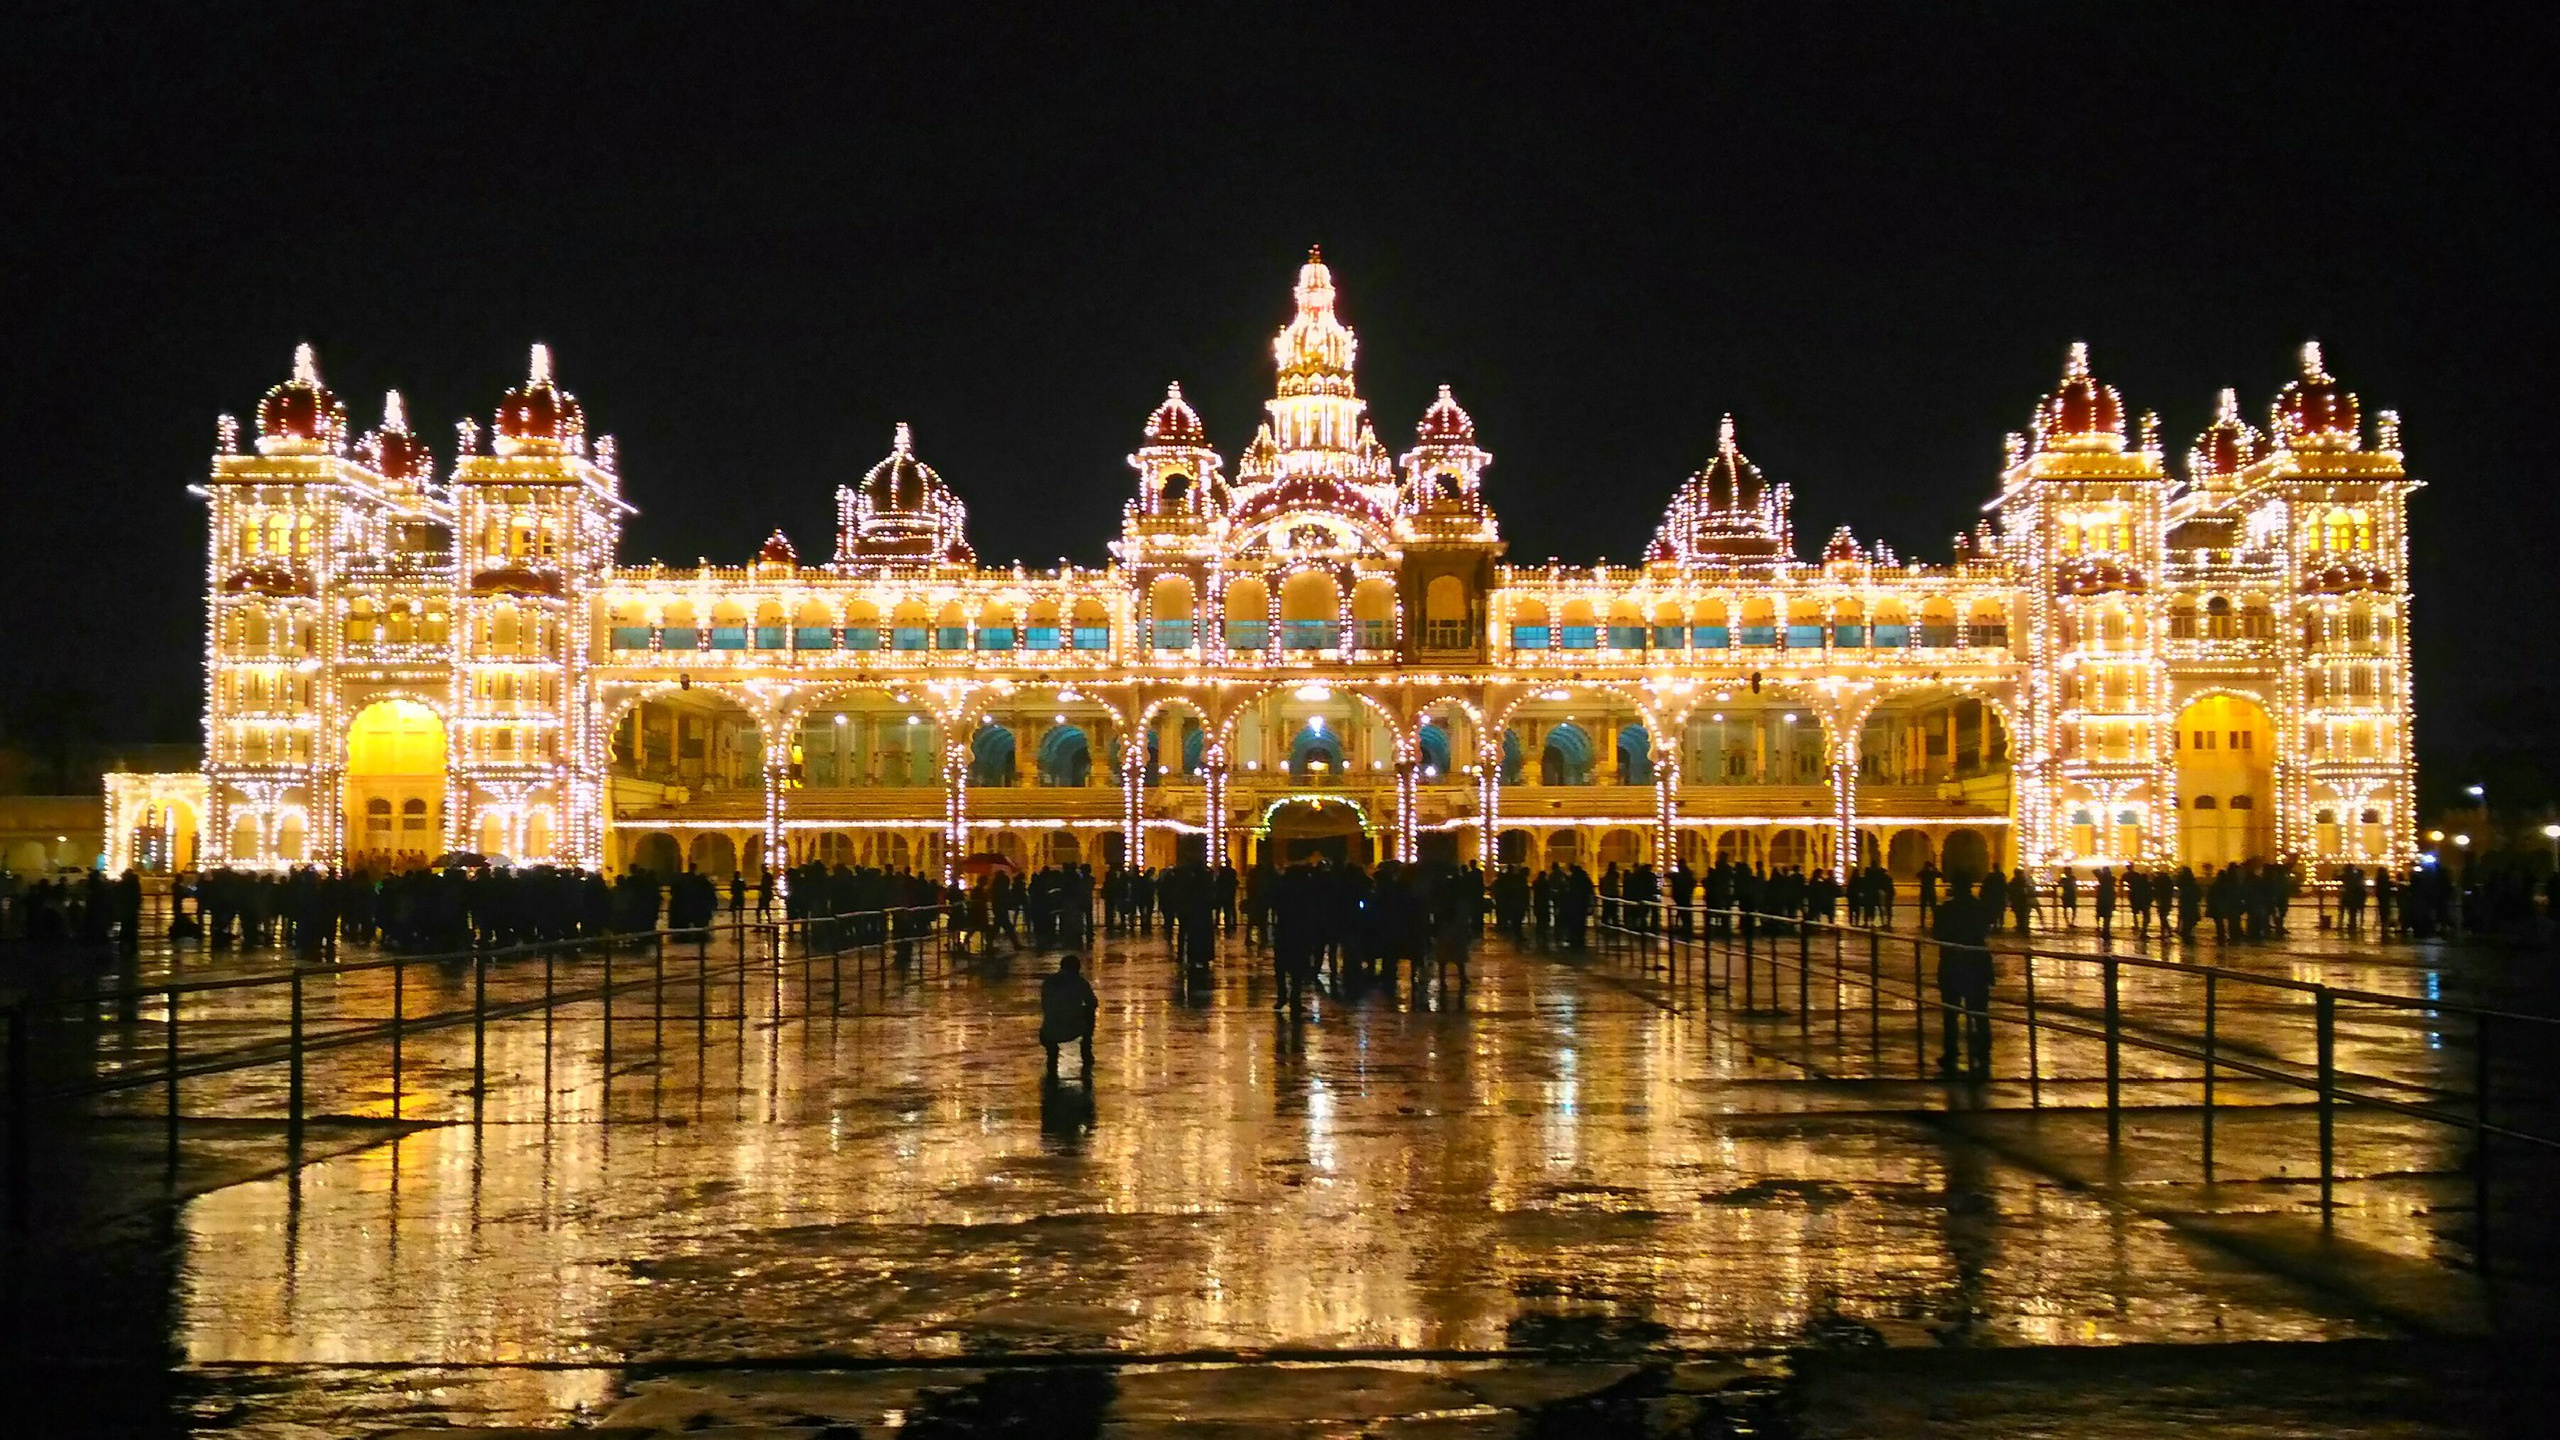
[
  {"left": 1933, "top": 876, "right": 1995, "bottom": 1078},
  {"left": 1039, "top": 953, "right": 1099, "bottom": 1079}
]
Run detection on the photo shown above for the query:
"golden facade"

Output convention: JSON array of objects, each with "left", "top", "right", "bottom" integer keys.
[{"left": 113, "top": 253, "right": 2419, "bottom": 883}]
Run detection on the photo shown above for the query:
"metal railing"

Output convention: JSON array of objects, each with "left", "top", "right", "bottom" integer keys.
[
  {"left": 0, "top": 903, "right": 957, "bottom": 1227},
  {"left": 1577, "top": 896, "right": 2560, "bottom": 1270}
]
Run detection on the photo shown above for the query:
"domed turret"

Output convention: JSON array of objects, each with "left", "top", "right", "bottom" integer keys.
[
  {"left": 1397, "top": 384, "right": 1494, "bottom": 521},
  {"left": 836, "top": 423, "right": 974, "bottom": 567},
  {"left": 861, "top": 423, "right": 937, "bottom": 512},
  {"left": 2187, "top": 387, "right": 2264, "bottom": 488},
  {"left": 355, "top": 390, "right": 434, "bottom": 486},
  {"left": 1647, "top": 413, "right": 1791, "bottom": 569},
  {"left": 493, "top": 343, "right": 586, "bottom": 455},
  {"left": 2032, "top": 342, "right": 2126, "bottom": 453},
  {"left": 1143, "top": 382, "right": 1207, "bottom": 446},
  {"left": 1128, "top": 384, "right": 1227, "bottom": 523},
  {"left": 1416, "top": 384, "right": 1475, "bottom": 443},
  {"left": 755, "top": 528, "right": 798, "bottom": 573},
  {"left": 1699, "top": 414, "right": 1767, "bottom": 511},
  {"left": 2272, "top": 341, "right": 2361, "bottom": 451},
  {"left": 256, "top": 344, "right": 348, "bottom": 455}
]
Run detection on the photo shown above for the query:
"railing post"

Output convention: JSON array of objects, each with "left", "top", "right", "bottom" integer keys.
[
  {"left": 2201, "top": 970, "right": 2217, "bottom": 1179},
  {"left": 1796, "top": 922, "right": 1811, "bottom": 1029},
  {"left": 390, "top": 952, "right": 404, "bottom": 1120},
  {"left": 2316, "top": 987, "right": 2336, "bottom": 1219},
  {"left": 602, "top": 934, "right": 615, "bottom": 1070},
  {"left": 2102, "top": 956, "right": 2121, "bottom": 1142},
  {"left": 2023, "top": 950, "right": 2041, "bottom": 1108},
  {"left": 164, "top": 983, "right": 181, "bottom": 1167},
  {"left": 287, "top": 964, "right": 305, "bottom": 1146},
  {"left": 2474, "top": 1013, "right": 2491, "bottom": 1272},
  {"left": 1867, "top": 924, "right": 1882, "bottom": 1059},
  {"left": 1741, "top": 914, "right": 1756, "bottom": 1011}
]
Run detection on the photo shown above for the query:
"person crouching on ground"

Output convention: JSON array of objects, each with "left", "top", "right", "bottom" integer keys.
[{"left": 1040, "top": 953, "right": 1099, "bottom": 1080}]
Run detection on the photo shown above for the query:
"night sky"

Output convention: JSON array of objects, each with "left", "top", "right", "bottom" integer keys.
[{"left": 9, "top": 6, "right": 2554, "bottom": 800}]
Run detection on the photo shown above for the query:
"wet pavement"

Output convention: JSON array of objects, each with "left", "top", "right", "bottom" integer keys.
[{"left": 3, "top": 922, "right": 2556, "bottom": 1436}]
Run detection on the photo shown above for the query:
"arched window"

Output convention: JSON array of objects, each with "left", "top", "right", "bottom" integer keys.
[
  {"left": 1024, "top": 597, "right": 1063, "bottom": 651},
  {"left": 1149, "top": 574, "right": 1196, "bottom": 651},
  {"left": 1351, "top": 577, "right": 1397, "bottom": 651},
  {"left": 2193, "top": 795, "right": 2217, "bottom": 810},
  {"left": 842, "top": 598, "right": 886, "bottom": 652},
  {"left": 1558, "top": 598, "right": 1598, "bottom": 650},
  {"left": 1225, "top": 576, "right": 1270, "bottom": 652},
  {"left": 1510, "top": 598, "right": 1551, "bottom": 652},
  {"left": 1425, "top": 575, "right": 1472, "bottom": 649},
  {"left": 2204, "top": 595, "right": 2235, "bottom": 640},
  {"left": 1071, "top": 598, "right": 1110, "bottom": 651},
  {"left": 1278, "top": 570, "right": 1339, "bottom": 651},
  {"left": 975, "top": 601, "right": 1017, "bottom": 651}
]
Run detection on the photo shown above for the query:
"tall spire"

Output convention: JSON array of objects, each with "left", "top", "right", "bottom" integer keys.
[
  {"left": 529, "top": 342, "right": 553, "bottom": 385},
  {"left": 292, "top": 342, "right": 320, "bottom": 386},
  {"left": 1251, "top": 246, "right": 1389, "bottom": 485}
]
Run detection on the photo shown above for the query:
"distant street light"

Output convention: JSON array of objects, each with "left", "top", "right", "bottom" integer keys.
[{"left": 2544, "top": 822, "right": 2560, "bottom": 869}]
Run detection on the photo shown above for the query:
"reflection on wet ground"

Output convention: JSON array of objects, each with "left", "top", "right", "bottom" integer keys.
[{"left": 3, "top": 923, "right": 2554, "bottom": 1435}]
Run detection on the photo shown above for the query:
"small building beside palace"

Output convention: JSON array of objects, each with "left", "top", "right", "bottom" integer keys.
[{"left": 106, "top": 251, "right": 2420, "bottom": 884}]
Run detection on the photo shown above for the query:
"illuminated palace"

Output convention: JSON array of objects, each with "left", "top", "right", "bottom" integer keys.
[{"left": 109, "top": 252, "right": 2419, "bottom": 886}]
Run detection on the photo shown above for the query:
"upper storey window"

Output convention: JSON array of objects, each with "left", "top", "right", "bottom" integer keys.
[{"left": 2060, "top": 509, "right": 2130, "bottom": 556}]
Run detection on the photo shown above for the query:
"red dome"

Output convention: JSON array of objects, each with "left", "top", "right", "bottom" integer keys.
[
  {"left": 493, "top": 344, "right": 585, "bottom": 452},
  {"left": 2187, "top": 388, "right": 2265, "bottom": 486},
  {"left": 2036, "top": 342, "right": 2125, "bottom": 451},
  {"left": 1698, "top": 414, "right": 1766, "bottom": 512},
  {"left": 2273, "top": 341, "right": 2361, "bottom": 450},
  {"left": 356, "top": 390, "right": 434, "bottom": 484},
  {"left": 1143, "top": 382, "right": 1207, "bottom": 445},
  {"left": 1416, "top": 384, "right": 1476, "bottom": 443},
  {"left": 256, "top": 344, "right": 347, "bottom": 452},
  {"left": 756, "top": 528, "right": 799, "bottom": 567},
  {"left": 1822, "top": 526, "right": 1860, "bottom": 565}
]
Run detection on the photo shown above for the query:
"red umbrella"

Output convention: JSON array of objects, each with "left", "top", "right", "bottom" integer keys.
[{"left": 956, "top": 851, "right": 1017, "bottom": 877}]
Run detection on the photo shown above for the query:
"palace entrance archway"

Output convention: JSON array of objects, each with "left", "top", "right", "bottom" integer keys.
[
  {"left": 345, "top": 699, "right": 445, "bottom": 868},
  {"left": 1260, "top": 796, "right": 1372, "bottom": 866}
]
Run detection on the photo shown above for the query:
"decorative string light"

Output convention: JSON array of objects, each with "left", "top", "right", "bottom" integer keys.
[{"left": 115, "top": 274, "right": 2416, "bottom": 891}]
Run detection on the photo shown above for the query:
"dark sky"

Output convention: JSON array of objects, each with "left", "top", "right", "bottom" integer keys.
[{"left": 8, "top": 5, "right": 2554, "bottom": 788}]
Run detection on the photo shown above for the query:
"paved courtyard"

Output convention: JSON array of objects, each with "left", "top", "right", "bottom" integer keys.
[{"left": 2, "top": 922, "right": 2553, "bottom": 1436}]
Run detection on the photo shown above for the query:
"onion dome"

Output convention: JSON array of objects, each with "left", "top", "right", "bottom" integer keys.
[
  {"left": 355, "top": 390, "right": 434, "bottom": 485},
  {"left": 1143, "top": 382, "right": 1207, "bottom": 445},
  {"left": 1699, "top": 415, "right": 1766, "bottom": 512},
  {"left": 757, "top": 528, "right": 798, "bottom": 566},
  {"left": 1416, "top": 384, "right": 1476, "bottom": 443},
  {"left": 836, "top": 423, "right": 974, "bottom": 566},
  {"left": 1822, "top": 525, "right": 1861, "bottom": 566},
  {"left": 256, "top": 344, "right": 348, "bottom": 454},
  {"left": 2187, "top": 388, "right": 2265, "bottom": 487},
  {"left": 2032, "top": 342, "right": 2126, "bottom": 452},
  {"left": 2272, "top": 341, "right": 2361, "bottom": 451},
  {"left": 861, "top": 423, "right": 939, "bottom": 511},
  {"left": 493, "top": 343, "right": 586, "bottom": 455}
]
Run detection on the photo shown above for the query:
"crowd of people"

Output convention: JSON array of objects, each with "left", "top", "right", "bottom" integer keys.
[{"left": 1, "top": 848, "right": 2550, "bottom": 963}]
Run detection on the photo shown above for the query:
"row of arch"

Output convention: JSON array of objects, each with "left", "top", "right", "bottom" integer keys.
[{"left": 1506, "top": 595, "right": 2005, "bottom": 650}]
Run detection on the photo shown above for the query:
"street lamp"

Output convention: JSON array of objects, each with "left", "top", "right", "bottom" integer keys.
[{"left": 2543, "top": 821, "right": 2559, "bottom": 869}]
